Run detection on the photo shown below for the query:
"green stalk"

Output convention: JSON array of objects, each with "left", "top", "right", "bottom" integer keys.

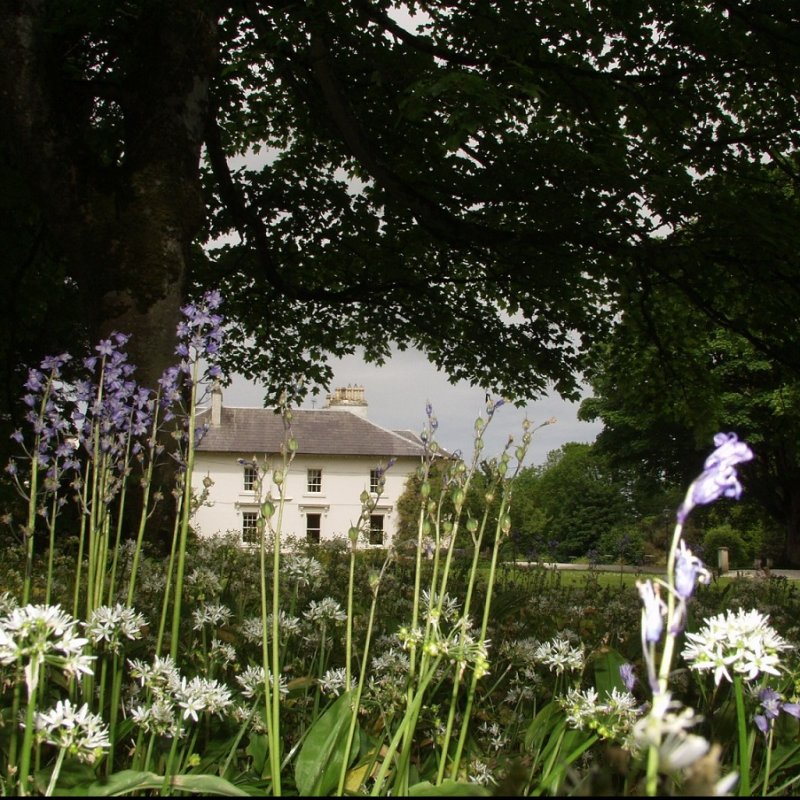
[
  {"left": 17, "top": 676, "right": 39, "bottom": 796},
  {"left": 369, "top": 655, "right": 444, "bottom": 797},
  {"left": 733, "top": 675, "right": 752, "bottom": 796},
  {"left": 762, "top": 723, "right": 774, "bottom": 797},
  {"left": 126, "top": 389, "right": 163, "bottom": 606},
  {"left": 169, "top": 360, "right": 199, "bottom": 662},
  {"left": 337, "top": 555, "right": 391, "bottom": 795},
  {"left": 345, "top": 532, "right": 357, "bottom": 691},
  {"left": 45, "top": 482, "right": 59, "bottom": 606},
  {"left": 450, "top": 500, "right": 509, "bottom": 779},
  {"left": 44, "top": 748, "right": 67, "bottom": 797},
  {"left": 155, "top": 494, "right": 183, "bottom": 657}
]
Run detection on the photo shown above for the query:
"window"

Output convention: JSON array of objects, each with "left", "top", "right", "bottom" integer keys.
[
  {"left": 243, "top": 464, "right": 257, "bottom": 491},
  {"left": 307, "top": 468, "right": 322, "bottom": 493},
  {"left": 369, "top": 514, "right": 384, "bottom": 546},
  {"left": 369, "top": 469, "right": 383, "bottom": 494},
  {"left": 242, "top": 511, "right": 258, "bottom": 544},
  {"left": 306, "top": 512, "right": 322, "bottom": 543}
]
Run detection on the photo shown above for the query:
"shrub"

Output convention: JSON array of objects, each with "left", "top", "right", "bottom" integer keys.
[{"left": 702, "top": 523, "right": 750, "bottom": 569}]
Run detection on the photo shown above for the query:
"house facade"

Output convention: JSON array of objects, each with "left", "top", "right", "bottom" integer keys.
[{"left": 191, "top": 385, "right": 427, "bottom": 547}]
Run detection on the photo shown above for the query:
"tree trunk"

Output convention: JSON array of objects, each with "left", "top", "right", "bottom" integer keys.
[{"left": 0, "top": 1, "right": 217, "bottom": 390}]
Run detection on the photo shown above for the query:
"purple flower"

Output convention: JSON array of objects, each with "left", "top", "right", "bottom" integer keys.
[
  {"left": 674, "top": 539, "right": 711, "bottom": 600},
  {"left": 677, "top": 433, "right": 754, "bottom": 524},
  {"left": 636, "top": 579, "right": 667, "bottom": 643},
  {"left": 754, "top": 687, "right": 800, "bottom": 735},
  {"left": 619, "top": 662, "right": 637, "bottom": 692}
]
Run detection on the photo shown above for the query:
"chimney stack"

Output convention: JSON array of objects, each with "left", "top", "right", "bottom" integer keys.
[
  {"left": 211, "top": 381, "right": 223, "bottom": 426},
  {"left": 324, "top": 385, "right": 368, "bottom": 419}
]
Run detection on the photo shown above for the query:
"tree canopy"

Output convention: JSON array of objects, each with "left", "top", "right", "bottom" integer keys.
[
  {"left": 579, "top": 275, "right": 800, "bottom": 565},
  {"left": 2, "top": 0, "right": 799, "bottom": 416}
]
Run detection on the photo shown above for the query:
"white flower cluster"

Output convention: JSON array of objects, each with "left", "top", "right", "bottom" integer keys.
[
  {"left": 0, "top": 604, "right": 94, "bottom": 690},
  {"left": 127, "top": 655, "right": 232, "bottom": 733},
  {"left": 420, "top": 590, "right": 462, "bottom": 626},
  {"left": 534, "top": 634, "right": 586, "bottom": 675},
  {"left": 560, "top": 686, "right": 641, "bottom": 743},
  {"left": 236, "top": 664, "right": 288, "bottom": 699},
  {"left": 192, "top": 602, "right": 232, "bottom": 631},
  {"left": 681, "top": 607, "right": 791, "bottom": 685},
  {"left": 319, "top": 666, "right": 350, "bottom": 697},
  {"left": 34, "top": 699, "right": 110, "bottom": 763},
  {"left": 84, "top": 603, "right": 147, "bottom": 653},
  {"left": 283, "top": 555, "right": 323, "bottom": 589},
  {"left": 303, "top": 597, "right": 347, "bottom": 625}
]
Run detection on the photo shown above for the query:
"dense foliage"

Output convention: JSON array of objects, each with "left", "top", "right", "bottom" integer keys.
[{"left": 2, "top": 1, "right": 799, "bottom": 413}]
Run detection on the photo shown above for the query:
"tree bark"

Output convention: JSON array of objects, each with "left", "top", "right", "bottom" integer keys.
[{"left": 0, "top": 1, "right": 218, "bottom": 390}]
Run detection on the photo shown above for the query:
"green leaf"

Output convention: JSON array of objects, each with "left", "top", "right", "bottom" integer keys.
[
  {"left": 64, "top": 769, "right": 250, "bottom": 796},
  {"left": 294, "top": 689, "right": 358, "bottom": 796},
  {"left": 407, "top": 779, "right": 492, "bottom": 796},
  {"left": 246, "top": 732, "right": 269, "bottom": 775},
  {"left": 592, "top": 646, "right": 627, "bottom": 697},
  {"left": 524, "top": 700, "right": 564, "bottom": 752}
]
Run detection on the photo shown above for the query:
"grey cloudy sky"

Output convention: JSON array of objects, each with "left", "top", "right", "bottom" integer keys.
[{"left": 221, "top": 347, "right": 603, "bottom": 467}]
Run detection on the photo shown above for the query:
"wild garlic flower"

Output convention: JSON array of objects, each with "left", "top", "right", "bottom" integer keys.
[
  {"left": 504, "top": 666, "right": 541, "bottom": 705},
  {"left": 283, "top": 555, "right": 323, "bottom": 588},
  {"left": 129, "top": 696, "right": 180, "bottom": 738},
  {"left": 0, "top": 604, "right": 94, "bottom": 690},
  {"left": 239, "top": 616, "right": 265, "bottom": 644},
  {"left": 478, "top": 720, "right": 509, "bottom": 751},
  {"left": 0, "top": 591, "right": 18, "bottom": 615},
  {"left": 267, "top": 610, "right": 302, "bottom": 641},
  {"left": 191, "top": 602, "right": 232, "bottom": 631},
  {"left": 34, "top": 699, "right": 110, "bottom": 763},
  {"left": 209, "top": 638, "right": 237, "bottom": 668},
  {"left": 176, "top": 675, "right": 233, "bottom": 721},
  {"left": 84, "top": 604, "right": 147, "bottom": 653},
  {"left": 534, "top": 635, "right": 586, "bottom": 675},
  {"left": 236, "top": 665, "right": 288, "bottom": 699},
  {"left": 319, "top": 666, "right": 349, "bottom": 697},
  {"left": 468, "top": 758, "right": 496, "bottom": 786},
  {"left": 560, "top": 686, "right": 641, "bottom": 742},
  {"left": 128, "top": 654, "right": 182, "bottom": 697},
  {"left": 303, "top": 597, "right": 347, "bottom": 625},
  {"left": 682, "top": 608, "right": 791, "bottom": 685},
  {"left": 420, "top": 590, "right": 462, "bottom": 626}
]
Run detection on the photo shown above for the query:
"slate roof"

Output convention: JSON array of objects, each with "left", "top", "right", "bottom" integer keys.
[{"left": 195, "top": 406, "right": 428, "bottom": 458}]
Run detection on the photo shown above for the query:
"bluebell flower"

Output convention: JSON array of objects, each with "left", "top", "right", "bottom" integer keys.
[
  {"left": 637, "top": 580, "right": 666, "bottom": 644},
  {"left": 619, "top": 662, "right": 637, "bottom": 692},
  {"left": 676, "top": 432, "right": 753, "bottom": 524},
  {"left": 674, "top": 539, "right": 711, "bottom": 600},
  {"left": 754, "top": 687, "right": 800, "bottom": 735}
]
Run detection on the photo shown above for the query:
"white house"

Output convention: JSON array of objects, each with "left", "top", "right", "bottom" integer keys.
[{"left": 190, "top": 385, "right": 428, "bottom": 547}]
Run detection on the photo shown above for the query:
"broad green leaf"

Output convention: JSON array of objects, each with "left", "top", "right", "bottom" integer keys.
[
  {"left": 592, "top": 646, "right": 628, "bottom": 697},
  {"left": 524, "top": 700, "right": 564, "bottom": 752},
  {"left": 64, "top": 769, "right": 250, "bottom": 796},
  {"left": 246, "top": 732, "right": 269, "bottom": 774},
  {"left": 407, "top": 779, "right": 492, "bottom": 796},
  {"left": 294, "top": 689, "right": 358, "bottom": 797}
]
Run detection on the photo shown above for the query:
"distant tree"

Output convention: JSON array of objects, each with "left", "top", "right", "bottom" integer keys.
[
  {"left": 394, "top": 459, "right": 497, "bottom": 551},
  {"left": 580, "top": 281, "right": 800, "bottom": 566},
  {"left": 509, "top": 443, "right": 635, "bottom": 562}
]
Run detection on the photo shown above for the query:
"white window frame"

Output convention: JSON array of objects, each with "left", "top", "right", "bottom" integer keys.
[
  {"left": 307, "top": 468, "right": 322, "bottom": 494},
  {"left": 242, "top": 510, "right": 258, "bottom": 543},
  {"left": 243, "top": 464, "right": 257, "bottom": 491},
  {"left": 306, "top": 512, "right": 322, "bottom": 543}
]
